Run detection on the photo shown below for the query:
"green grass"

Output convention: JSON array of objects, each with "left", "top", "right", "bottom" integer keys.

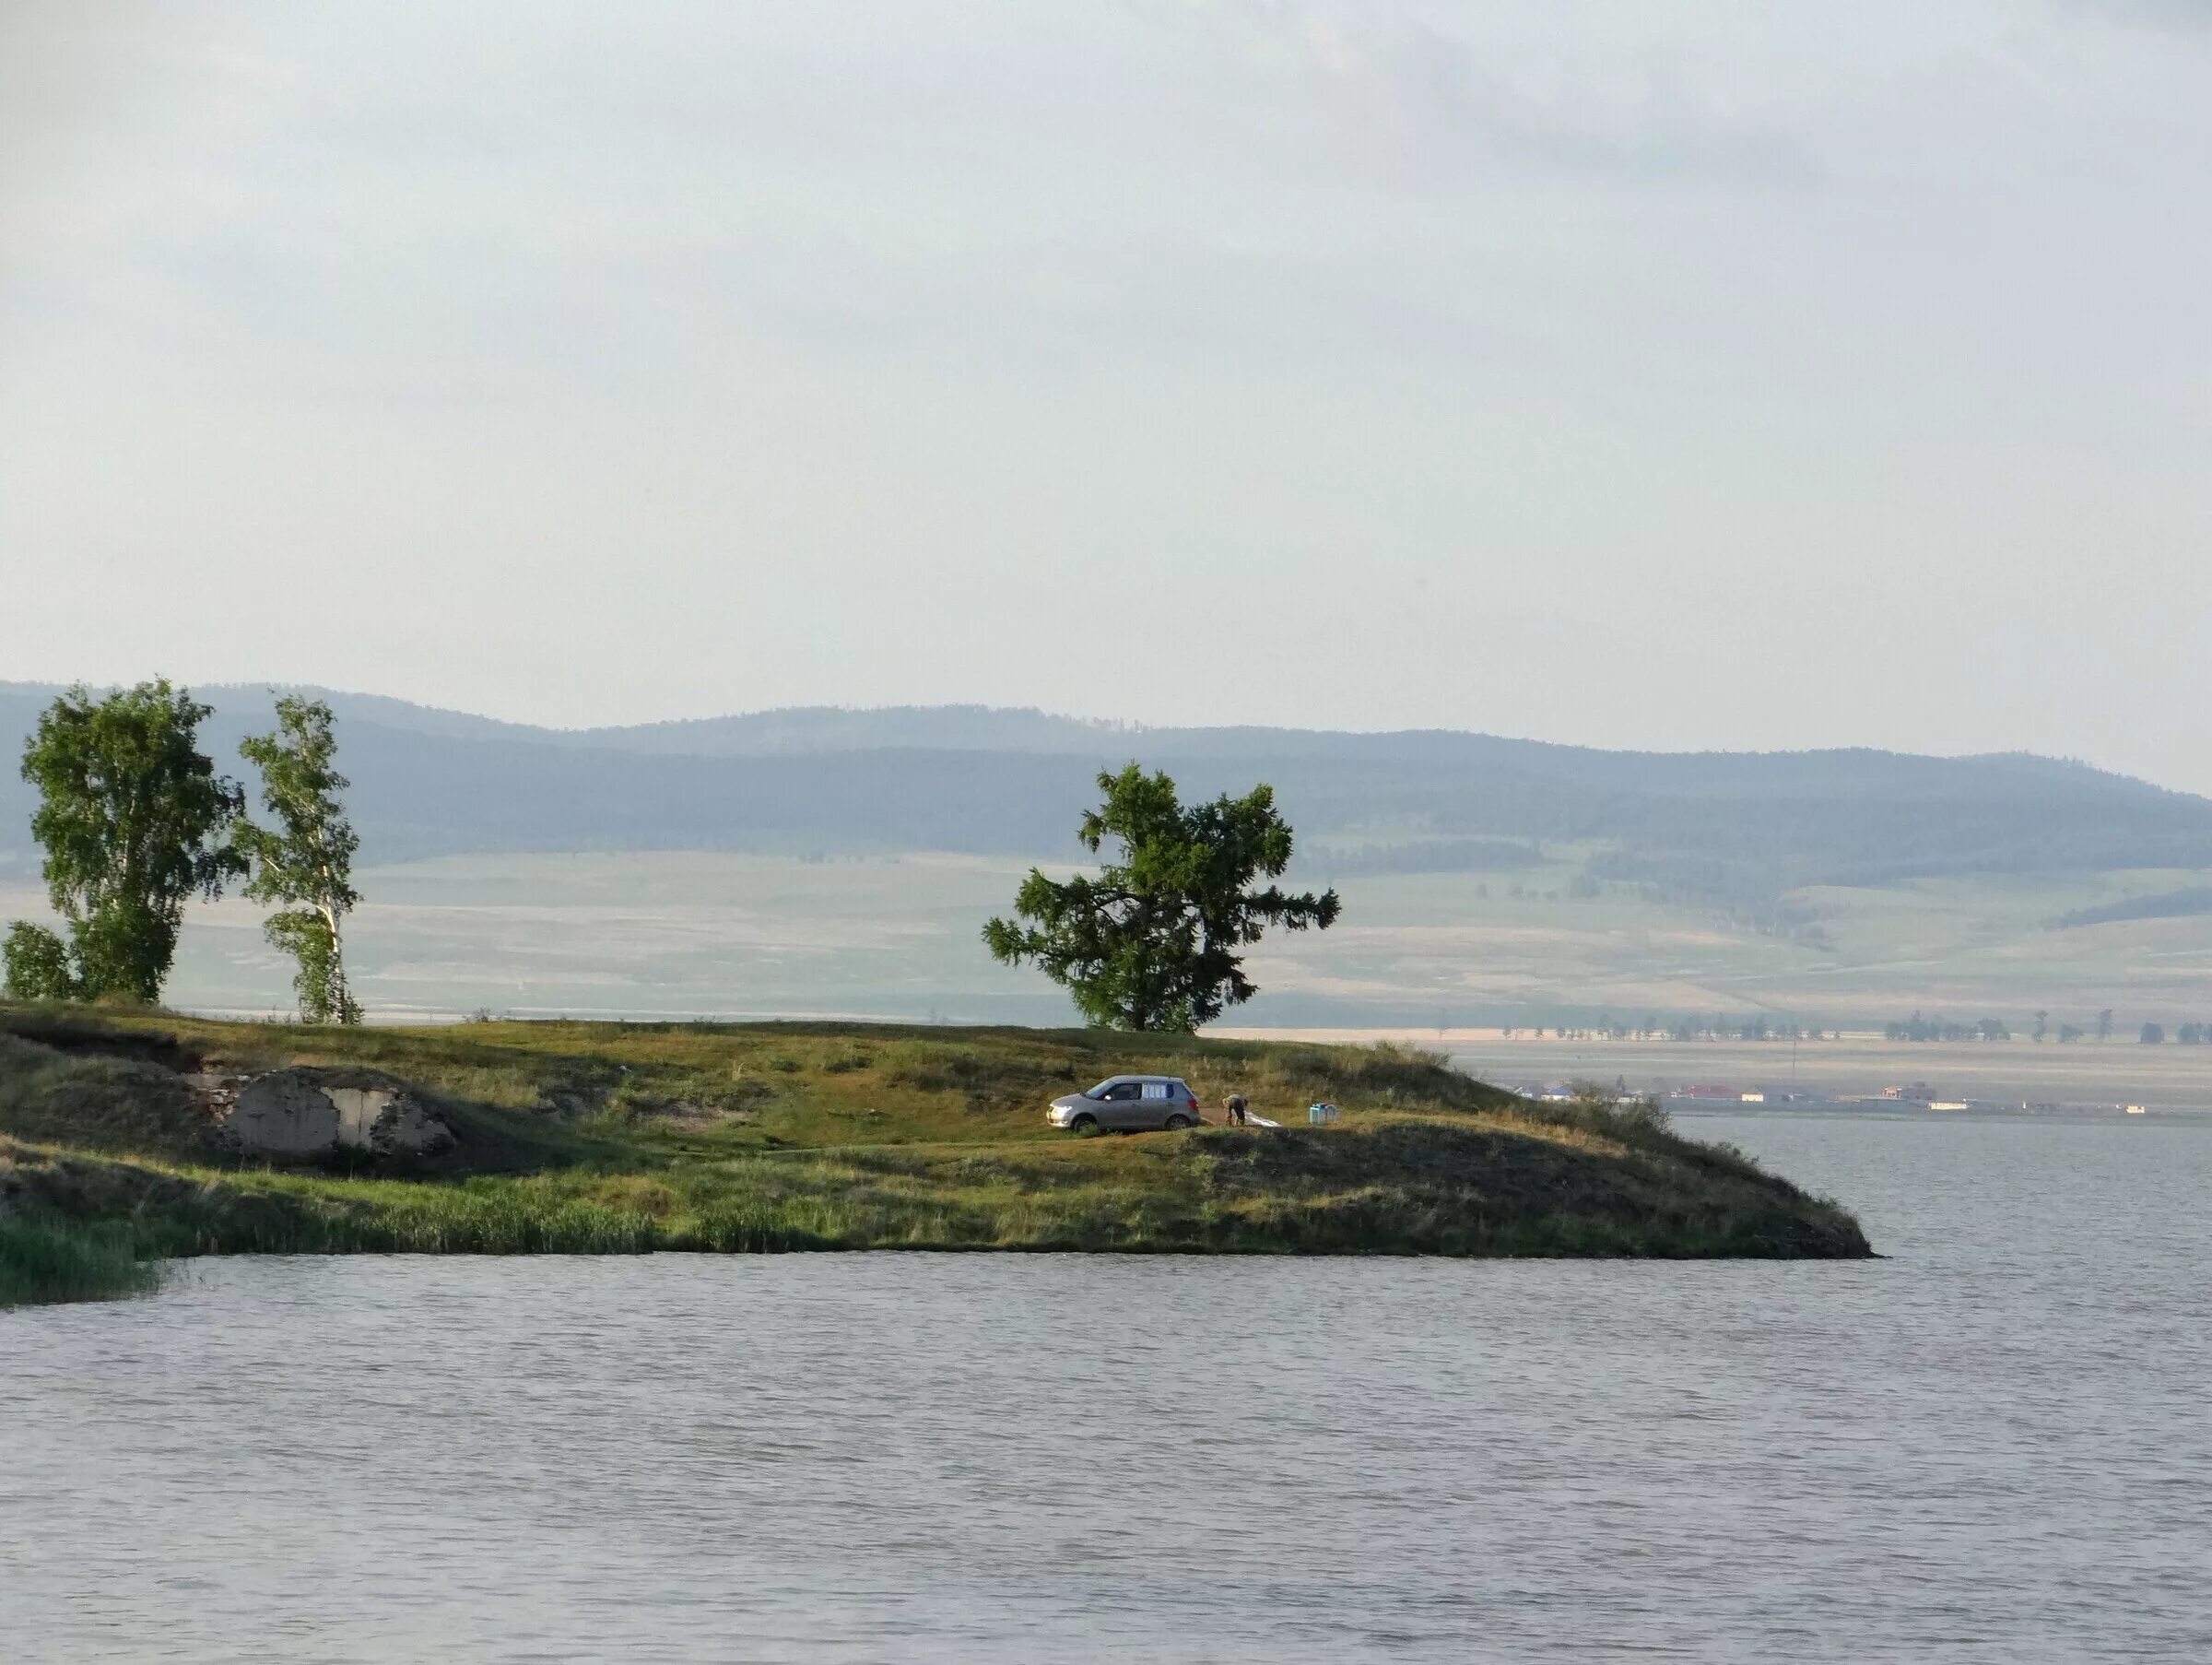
[{"left": 0, "top": 1007, "right": 1871, "bottom": 1288}]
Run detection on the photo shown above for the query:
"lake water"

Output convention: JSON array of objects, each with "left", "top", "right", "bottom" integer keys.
[{"left": 6, "top": 1112, "right": 2210, "bottom": 1662}]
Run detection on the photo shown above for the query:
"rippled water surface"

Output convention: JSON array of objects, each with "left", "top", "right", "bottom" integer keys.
[{"left": 6, "top": 1113, "right": 2211, "bottom": 1662}]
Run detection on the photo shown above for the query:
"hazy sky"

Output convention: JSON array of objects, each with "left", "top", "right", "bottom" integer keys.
[{"left": 4, "top": 3, "right": 2208, "bottom": 784}]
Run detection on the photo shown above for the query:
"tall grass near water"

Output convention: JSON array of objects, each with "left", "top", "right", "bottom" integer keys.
[{"left": 0, "top": 1216, "right": 159, "bottom": 1307}]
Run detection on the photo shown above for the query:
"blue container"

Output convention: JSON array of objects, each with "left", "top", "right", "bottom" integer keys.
[{"left": 1308, "top": 1102, "right": 1341, "bottom": 1126}]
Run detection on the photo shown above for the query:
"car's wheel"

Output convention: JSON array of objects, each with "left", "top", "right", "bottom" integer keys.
[
  {"left": 1069, "top": 1112, "right": 1099, "bottom": 1134},
  {"left": 1164, "top": 1113, "right": 1194, "bottom": 1130}
]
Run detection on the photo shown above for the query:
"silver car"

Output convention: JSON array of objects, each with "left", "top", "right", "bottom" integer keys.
[{"left": 1048, "top": 1074, "right": 1202, "bottom": 1133}]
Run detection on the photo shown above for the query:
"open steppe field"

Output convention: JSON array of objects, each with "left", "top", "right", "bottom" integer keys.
[
  {"left": 8, "top": 851, "right": 2212, "bottom": 1033},
  {"left": 1267, "top": 864, "right": 2212, "bottom": 1032},
  {"left": 0, "top": 851, "right": 1066, "bottom": 1025}
]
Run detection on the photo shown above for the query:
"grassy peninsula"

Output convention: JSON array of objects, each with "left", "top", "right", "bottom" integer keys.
[{"left": 0, "top": 1007, "right": 1869, "bottom": 1303}]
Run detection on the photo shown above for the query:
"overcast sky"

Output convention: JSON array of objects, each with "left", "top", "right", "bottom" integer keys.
[{"left": 4, "top": 2, "right": 2208, "bottom": 785}]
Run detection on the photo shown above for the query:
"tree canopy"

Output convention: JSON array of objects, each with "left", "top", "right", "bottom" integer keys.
[
  {"left": 2, "top": 680, "right": 243, "bottom": 1003},
  {"left": 235, "top": 696, "right": 363, "bottom": 1024},
  {"left": 983, "top": 764, "right": 1339, "bottom": 1031}
]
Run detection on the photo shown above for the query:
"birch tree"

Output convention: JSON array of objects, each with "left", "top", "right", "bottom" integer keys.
[{"left": 234, "top": 696, "right": 363, "bottom": 1024}]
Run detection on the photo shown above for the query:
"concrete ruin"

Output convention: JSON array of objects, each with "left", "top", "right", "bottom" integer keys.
[{"left": 212, "top": 1068, "right": 455, "bottom": 1161}]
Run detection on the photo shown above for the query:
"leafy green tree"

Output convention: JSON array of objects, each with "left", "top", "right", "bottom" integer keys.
[
  {"left": 1, "top": 919, "right": 75, "bottom": 1002},
  {"left": 234, "top": 696, "right": 363, "bottom": 1024},
  {"left": 982, "top": 764, "right": 1340, "bottom": 1031},
  {"left": 2, "top": 680, "right": 242, "bottom": 1004}
]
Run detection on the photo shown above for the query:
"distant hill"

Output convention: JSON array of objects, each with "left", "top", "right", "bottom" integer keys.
[
  {"left": 5, "top": 682, "right": 2209, "bottom": 899},
  {"left": 2053, "top": 887, "right": 2212, "bottom": 929}
]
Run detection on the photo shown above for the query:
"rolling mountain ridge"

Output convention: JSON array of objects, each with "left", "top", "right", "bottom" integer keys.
[{"left": 3, "top": 683, "right": 2206, "bottom": 902}]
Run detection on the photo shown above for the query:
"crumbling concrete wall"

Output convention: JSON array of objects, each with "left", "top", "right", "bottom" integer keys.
[{"left": 219, "top": 1069, "right": 454, "bottom": 1161}]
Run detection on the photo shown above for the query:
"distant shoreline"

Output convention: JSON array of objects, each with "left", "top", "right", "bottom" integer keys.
[{"left": 1211, "top": 1028, "right": 2212, "bottom": 1116}]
